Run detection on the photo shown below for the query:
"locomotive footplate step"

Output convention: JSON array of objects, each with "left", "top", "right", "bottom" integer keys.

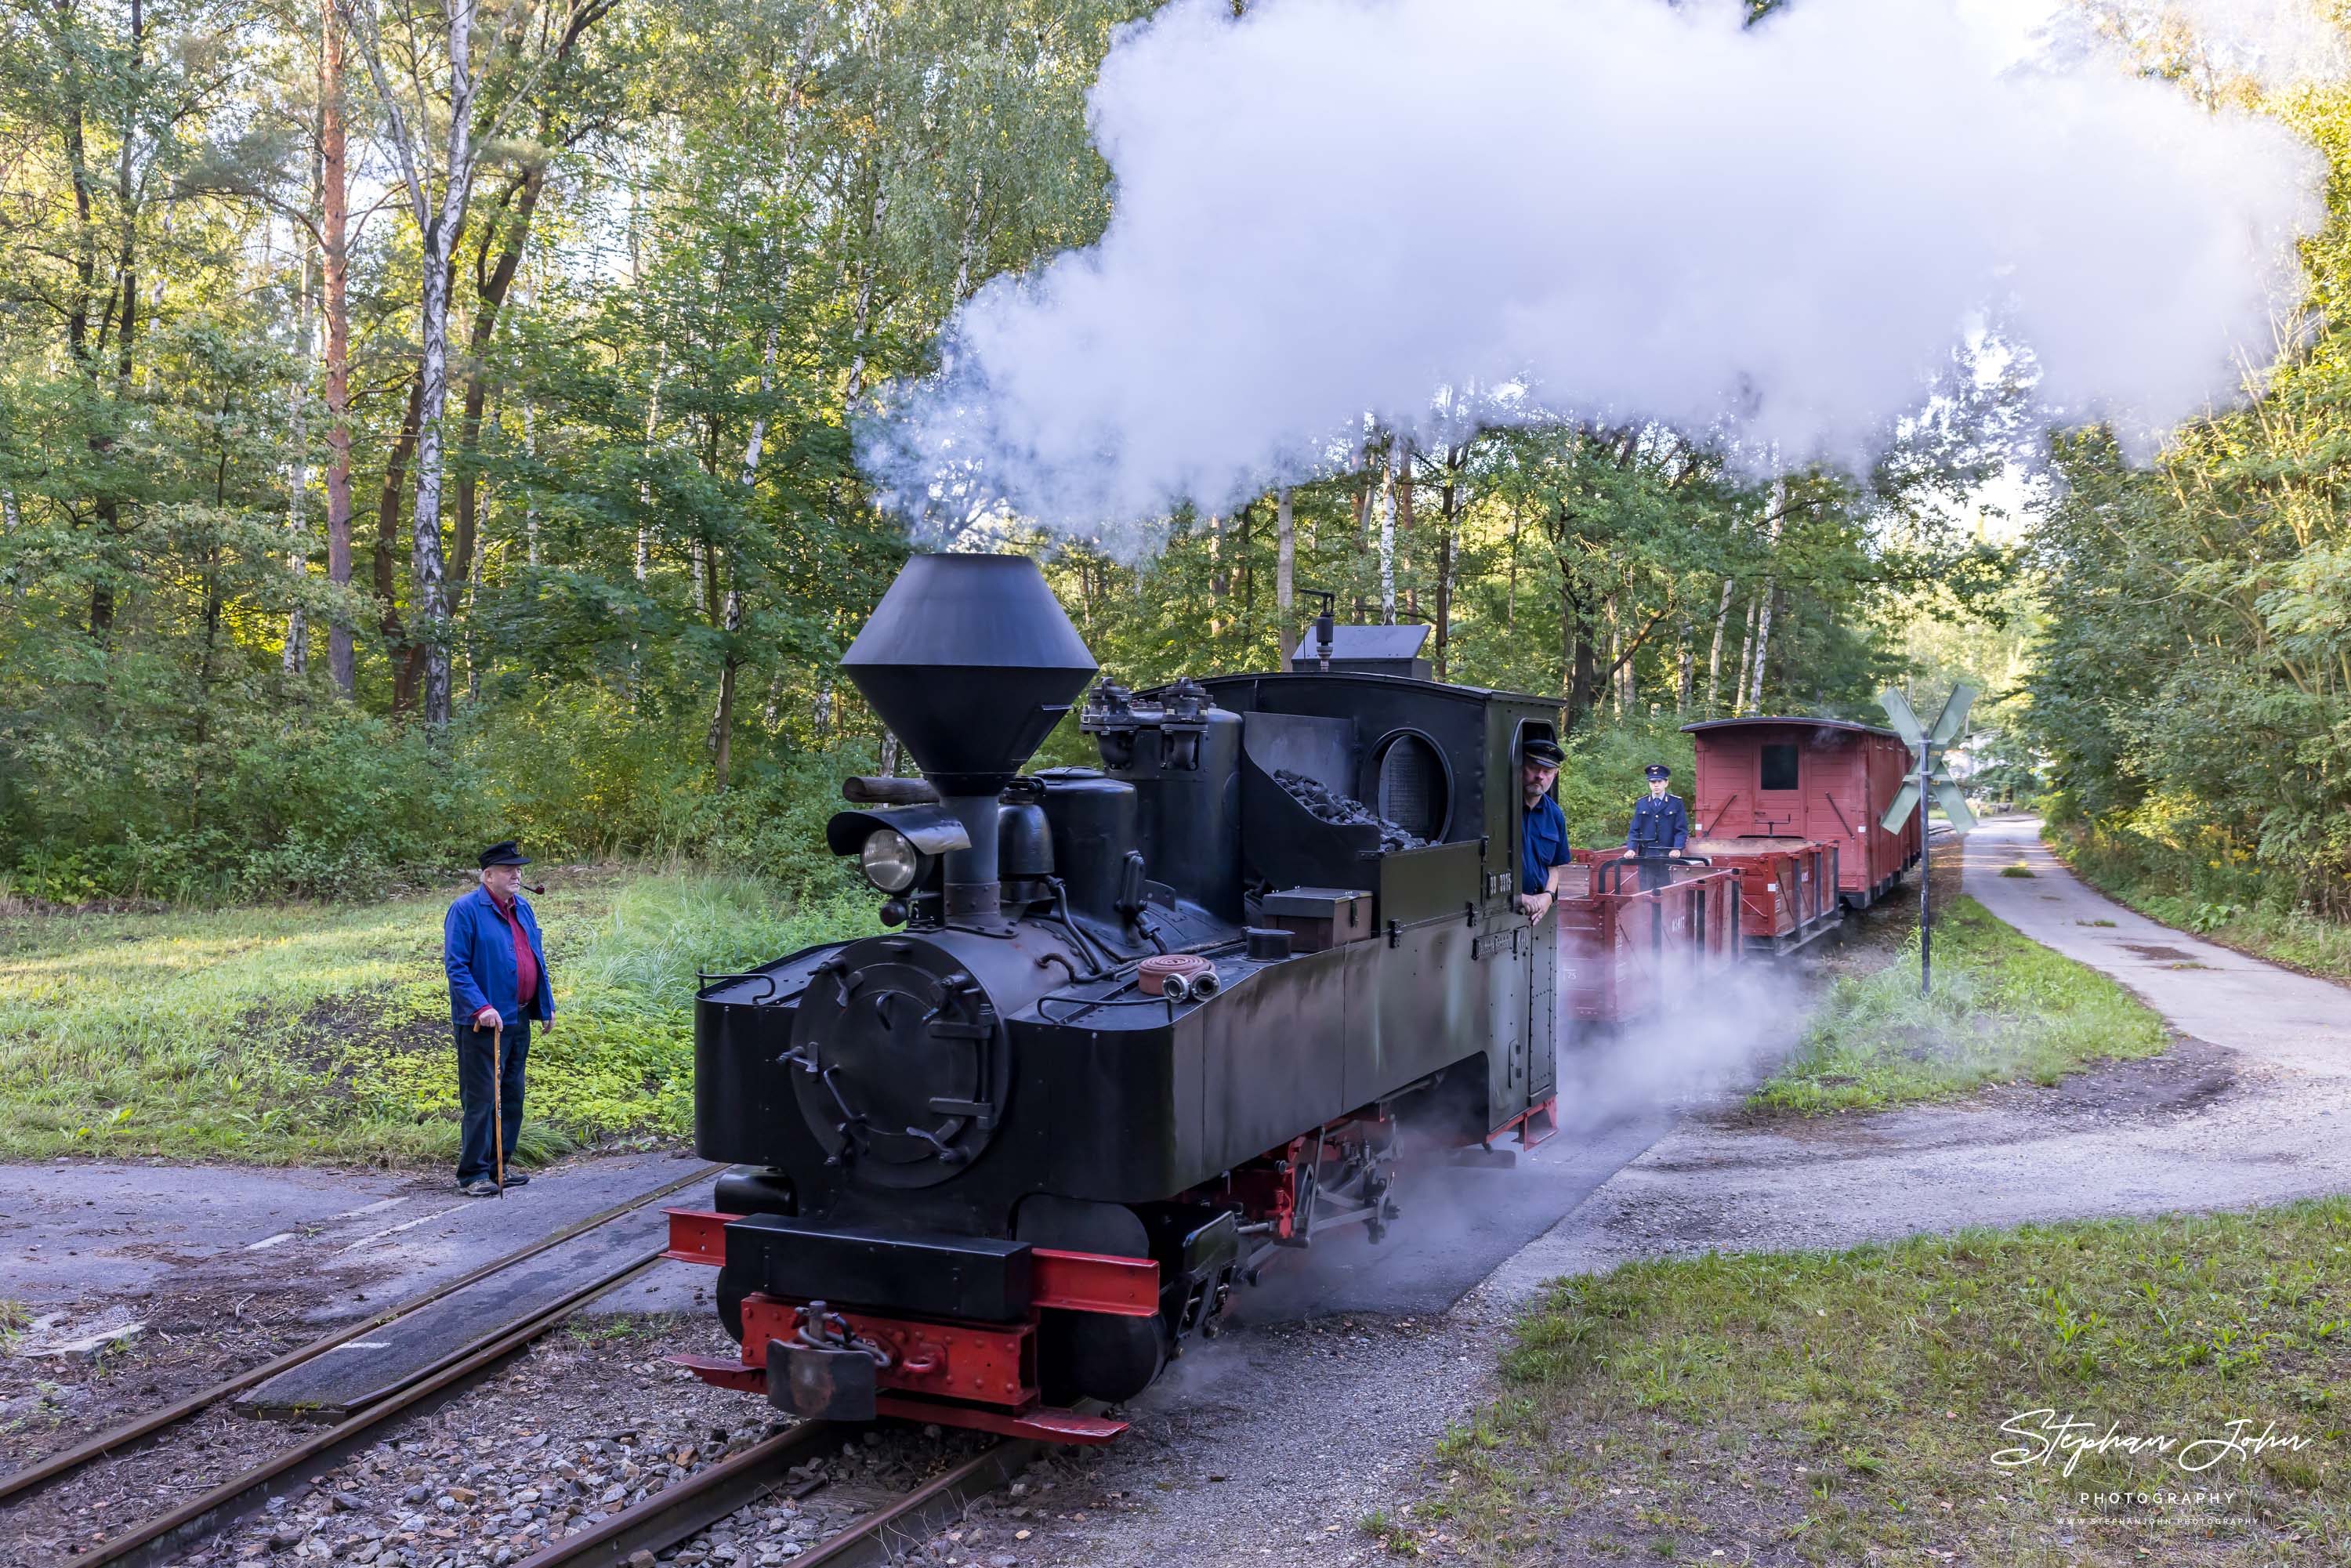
[{"left": 236, "top": 1204, "right": 679, "bottom": 1419}]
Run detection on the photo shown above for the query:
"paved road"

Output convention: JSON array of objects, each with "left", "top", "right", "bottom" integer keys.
[{"left": 1963, "top": 812, "right": 2351, "bottom": 1079}]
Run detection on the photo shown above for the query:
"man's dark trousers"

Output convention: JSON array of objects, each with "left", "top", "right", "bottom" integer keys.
[
  {"left": 1634, "top": 854, "right": 1674, "bottom": 893},
  {"left": 456, "top": 1019, "right": 530, "bottom": 1185}
]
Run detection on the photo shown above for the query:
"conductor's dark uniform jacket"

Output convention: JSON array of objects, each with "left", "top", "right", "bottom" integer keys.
[
  {"left": 1626, "top": 794, "right": 1690, "bottom": 856},
  {"left": 444, "top": 887, "right": 553, "bottom": 1185}
]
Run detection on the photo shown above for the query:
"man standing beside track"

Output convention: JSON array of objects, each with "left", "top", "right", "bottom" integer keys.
[
  {"left": 1516, "top": 737, "right": 1570, "bottom": 925},
  {"left": 444, "top": 841, "right": 555, "bottom": 1197}
]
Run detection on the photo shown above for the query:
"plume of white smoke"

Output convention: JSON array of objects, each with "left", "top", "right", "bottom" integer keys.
[{"left": 857, "top": 0, "right": 2326, "bottom": 551}]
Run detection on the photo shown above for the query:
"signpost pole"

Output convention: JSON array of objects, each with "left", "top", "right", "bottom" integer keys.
[
  {"left": 1878, "top": 683, "right": 1976, "bottom": 1001},
  {"left": 1918, "top": 737, "right": 1931, "bottom": 996}
]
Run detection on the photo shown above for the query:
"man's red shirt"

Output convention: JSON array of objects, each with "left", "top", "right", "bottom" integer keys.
[{"left": 488, "top": 889, "right": 539, "bottom": 1009}]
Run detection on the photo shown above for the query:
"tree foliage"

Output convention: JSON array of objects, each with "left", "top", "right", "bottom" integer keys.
[
  {"left": 0, "top": 0, "right": 2007, "bottom": 901},
  {"left": 2026, "top": 68, "right": 2351, "bottom": 915}
]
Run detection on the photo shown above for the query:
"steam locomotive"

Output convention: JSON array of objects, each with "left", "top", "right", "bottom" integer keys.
[
  {"left": 660, "top": 552, "right": 1601, "bottom": 1442},
  {"left": 657, "top": 554, "right": 1921, "bottom": 1441}
]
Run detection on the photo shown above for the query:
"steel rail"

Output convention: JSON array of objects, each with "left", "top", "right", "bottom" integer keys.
[
  {"left": 515, "top": 1427, "right": 1038, "bottom": 1568},
  {"left": 508, "top": 1423, "right": 842, "bottom": 1568},
  {"left": 60, "top": 1239, "right": 682, "bottom": 1568},
  {"left": 0, "top": 1161, "right": 723, "bottom": 1508}
]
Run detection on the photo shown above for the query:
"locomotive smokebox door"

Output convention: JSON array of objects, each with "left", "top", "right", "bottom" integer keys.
[{"left": 766, "top": 1335, "right": 878, "bottom": 1421}]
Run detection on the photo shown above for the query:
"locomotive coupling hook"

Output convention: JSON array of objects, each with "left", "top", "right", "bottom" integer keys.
[{"left": 798, "top": 1302, "right": 894, "bottom": 1369}]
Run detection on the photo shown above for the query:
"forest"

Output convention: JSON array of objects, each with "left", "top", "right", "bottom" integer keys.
[{"left": 0, "top": 0, "right": 2342, "bottom": 924}]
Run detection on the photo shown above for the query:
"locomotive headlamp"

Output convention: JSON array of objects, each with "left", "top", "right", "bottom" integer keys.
[{"left": 860, "top": 827, "right": 924, "bottom": 893}]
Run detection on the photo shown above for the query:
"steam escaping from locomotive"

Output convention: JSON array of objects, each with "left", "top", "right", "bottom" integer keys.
[{"left": 858, "top": 0, "right": 2327, "bottom": 546}]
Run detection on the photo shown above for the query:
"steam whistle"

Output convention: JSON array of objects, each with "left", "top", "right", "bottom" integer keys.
[{"left": 1306, "top": 589, "right": 1337, "bottom": 674}]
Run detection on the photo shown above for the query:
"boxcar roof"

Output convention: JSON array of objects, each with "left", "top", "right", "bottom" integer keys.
[{"left": 1680, "top": 715, "right": 1902, "bottom": 741}]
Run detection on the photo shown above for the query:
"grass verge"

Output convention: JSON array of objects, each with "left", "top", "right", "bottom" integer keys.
[
  {"left": 0, "top": 871, "right": 868, "bottom": 1166},
  {"left": 1397, "top": 1201, "right": 2351, "bottom": 1565},
  {"left": 2045, "top": 821, "right": 2351, "bottom": 983},
  {"left": 1747, "top": 896, "right": 2168, "bottom": 1115}
]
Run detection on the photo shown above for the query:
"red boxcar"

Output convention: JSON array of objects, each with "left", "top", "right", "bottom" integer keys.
[{"left": 1681, "top": 717, "right": 1921, "bottom": 909}]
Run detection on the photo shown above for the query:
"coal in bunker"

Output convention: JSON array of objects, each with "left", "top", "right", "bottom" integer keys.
[{"left": 1272, "top": 766, "right": 1427, "bottom": 851}]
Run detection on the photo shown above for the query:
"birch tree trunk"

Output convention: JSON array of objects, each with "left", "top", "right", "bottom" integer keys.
[
  {"left": 321, "top": 0, "right": 356, "bottom": 695},
  {"left": 1378, "top": 442, "right": 1398, "bottom": 621},
  {"left": 2, "top": 490, "right": 20, "bottom": 597},
  {"left": 950, "top": 168, "right": 985, "bottom": 303},
  {"left": 1274, "top": 486, "right": 1294, "bottom": 625},
  {"left": 1704, "top": 577, "right": 1733, "bottom": 714},
  {"left": 1747, "top": 479, "right": 1788, "bottom": 715},
  {"left": 1604, "top": 596, "right": 1621, "bottom": 715},
  {"left": 1433, "top": 447, "right": 1462, "bottom": 683},
  {"left": 1734, "top": 595, "right": 1759, "bottom": 716},
  {"left": 338, "top": 0, "right": 604, "bottom": 726},
  {"left": 636, "top": 350, "right": 664, "bottom": 586},
  {"left": 339, "top": 0, "right": 487, "bottom": 728},
  {"left": 1506, "top": 503, "right": 1520, "bottom": 628},
  {"left": 844, "top": 181, "right": 889, "bottom": 404}
]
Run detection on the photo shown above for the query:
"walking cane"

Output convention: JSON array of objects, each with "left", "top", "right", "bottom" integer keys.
[{"left": 491, "top": 1018, "right": 505, "bottom": 1195}]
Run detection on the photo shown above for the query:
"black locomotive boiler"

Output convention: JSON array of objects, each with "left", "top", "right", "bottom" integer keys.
[{"left": 664, "top": 553, "right": 1565, "bottom": 1442}]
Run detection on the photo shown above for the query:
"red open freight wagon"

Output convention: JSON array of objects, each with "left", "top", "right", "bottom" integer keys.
[
  {"left": 1681, "top": 717, "right": 1921, "bottom": 914},
  {"left": 1554, "top": 853, "right": 1744, "bottom": 1023}
]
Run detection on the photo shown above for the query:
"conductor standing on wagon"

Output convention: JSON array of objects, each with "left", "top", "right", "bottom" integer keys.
[
  {"left": 1621, "top": 763, "right": 1690, "bottom": 891},
  {"left": 444, "top": 841, "right": 555, "bottom": 1196}
]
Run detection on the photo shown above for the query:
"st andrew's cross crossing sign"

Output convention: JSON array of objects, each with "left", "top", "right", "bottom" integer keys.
[{"left": 1878, "top": 683, "right": 1979, "bottom": 995}]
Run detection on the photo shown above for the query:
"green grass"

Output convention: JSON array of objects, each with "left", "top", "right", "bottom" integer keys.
[
  {"left": 2000, "top": 863, "right": 2038, "bottom": 878},
  {"left": 1406, "top": 1202, "right": 2351, "bottom": 1565},
  {"left": 2047, "top": 822, "right": 2351, "bottom": 982},
  {"left": 1748, "top": 896, "right": 2168, "bottom": 1114},
  {"left": 0, "top": 871, "right": 869, "bottom": 1166}
]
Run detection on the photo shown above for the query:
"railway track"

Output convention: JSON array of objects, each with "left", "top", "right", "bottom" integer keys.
[
  {"left": 509, "top": 1423, "right": 1037, "bottom": 1568},
  {"left": 0, "top": 1162, "right": 723, "bottom": 1568}
]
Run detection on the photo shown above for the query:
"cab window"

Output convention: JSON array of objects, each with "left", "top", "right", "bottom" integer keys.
[{"left": 1760, "top": 743, "right": 1799, "bottom": 791}]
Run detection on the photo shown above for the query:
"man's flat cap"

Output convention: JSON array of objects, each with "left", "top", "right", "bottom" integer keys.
[
  {"left": 1523, "top": 738, "right": 1566, "bottom": 766},
  {"left": 478, "top": 840, "right": 531, "bottom": 868},
  {"left": 1644, "top": 763, "right": 1672, "bottom": 780}
]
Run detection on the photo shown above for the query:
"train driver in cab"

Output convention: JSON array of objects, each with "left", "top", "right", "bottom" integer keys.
[
  {"left": 1517, "top": 737, "right": 1570, "bottom": 924},
  {"left": 1621, "top": 762, "right": 1690, "bottom": 890}
]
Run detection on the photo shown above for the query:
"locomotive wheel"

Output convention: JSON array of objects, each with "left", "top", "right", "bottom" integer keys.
[{"left": 716, "top": 1267, "right": 748, "bottom": 1344}]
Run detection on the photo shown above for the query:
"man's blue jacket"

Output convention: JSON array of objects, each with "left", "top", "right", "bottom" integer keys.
[{"left": 444, "top": 885, "right": 555, "bottom": 1028}]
